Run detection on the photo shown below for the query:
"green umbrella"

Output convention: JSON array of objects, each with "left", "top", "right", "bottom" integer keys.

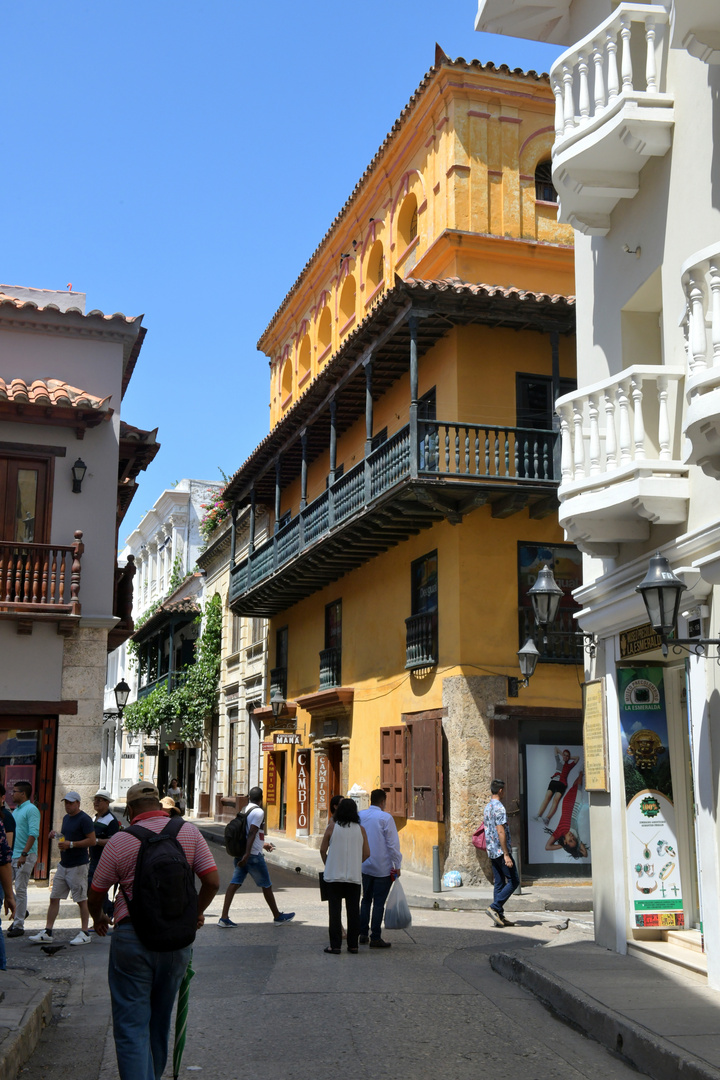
[{"left": 173, "top": 954, "right": 195, "bottom": 1080}]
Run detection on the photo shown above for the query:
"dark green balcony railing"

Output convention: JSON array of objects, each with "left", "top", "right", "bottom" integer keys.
[
  {"left": 405, "top": 611, "right": 438, "bottom": 670},
  {"left": 137, "top": 671, "right": 186, "bottom": 700},
  {"left": 230, "top": 420, "right": 556, "bottom": 603},
  {"left": 319, "top": 647, "right": 342, "bottom": 689}
]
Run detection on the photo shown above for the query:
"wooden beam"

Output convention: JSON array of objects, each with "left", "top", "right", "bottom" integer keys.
[
  {"left": 0, "top": 700, "right": 78, "bottom": 715},
  {"left": 528, "top": 494, "right": 559, "bottom": 520},
  {"left": 490, "top": 492, "right": 530, "bottom": 519}
]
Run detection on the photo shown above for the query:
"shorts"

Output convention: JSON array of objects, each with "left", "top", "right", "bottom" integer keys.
[
  {"left": 547, "top": 780, "right": 567, "bottom": 796},
  {"left": 231, "top": 853, "right": 272, "bottom": 890},
  {"left": 51, "top": 864, "right": 89, "bottom": 902}
]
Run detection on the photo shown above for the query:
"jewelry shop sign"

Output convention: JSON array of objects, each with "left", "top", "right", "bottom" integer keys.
[{"left": 583, "top": 678, "right": 609, "bottom": 792}]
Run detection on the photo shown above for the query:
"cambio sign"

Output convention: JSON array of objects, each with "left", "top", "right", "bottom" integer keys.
[{"left": 296, "top": 750, "right": 310, "bottom": 837}]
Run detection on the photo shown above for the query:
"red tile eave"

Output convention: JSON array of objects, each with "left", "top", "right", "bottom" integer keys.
[
  {"left": 122, "top": 326, "right": 147, "bottom": 399},
  {"left": 256, "top": 49, "right": 551, "bottom": 351}
]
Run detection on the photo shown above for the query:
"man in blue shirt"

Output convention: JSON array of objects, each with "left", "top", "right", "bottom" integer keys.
[
  {"left": 7, "top": 779, "right": 40, "bottom": 938},
  {"left": 358, "top": 789, "right": 402, "bottom": 948},
  {"left": 483, "top": 778, "right": 519, "bottom": 927}
]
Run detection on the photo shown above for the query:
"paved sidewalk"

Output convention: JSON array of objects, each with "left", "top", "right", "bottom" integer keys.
[
  {"left": 490, "top": 936, "right": 720, "bottom": 1080},
  {"left": 197, "top": 819, "right": 593, "bottom": 911}
]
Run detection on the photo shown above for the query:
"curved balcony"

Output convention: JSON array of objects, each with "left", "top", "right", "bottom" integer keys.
[
  {"left": 556, "top": 366, "right": 688, "bottom": 556},
  {"left": 681, "top": 243, "right": 720, "bottom": 478},
  {"left": 550, "top": 4, "right": 674, "bottom": 236}
]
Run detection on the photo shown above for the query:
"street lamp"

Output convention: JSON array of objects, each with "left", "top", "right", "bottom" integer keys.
[
  {"left": 114, "top": 679, "right": 130, "bottom": 719},
  {"left": 528, "top": 564, "right": 564, "bottom": 639},
  {"left": 636, "top": 552, "right": 720, "bottom": 657},
  {"left": 517, "top": 638, "right": 540, "bottom": 687},
  {"left": 71, "top": 457, "right": 87, "bottom": 493},
  {"left": 270, "top": 688, "right": 285, "bottom": 719}
]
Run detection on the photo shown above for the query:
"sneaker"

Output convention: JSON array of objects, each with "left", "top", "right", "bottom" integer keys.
[
  {"left": 485, "top": 906, "right": 505, "bottom": 928},
  {"left": 29, "top": 930, "right": 54, "bottom": 943},
  {"left": 369, "top": 938, "right": 392, "bottom": 948},
  {"left": 500, "top": 916, "right": 516, "bottom": 927},
  {"left": 358, "top": 935, "right": 369, "bottom": 944},
  {"left": 218, "top": 918, "right": 237, "bottom": 928},
  {"left": 273, "top": 912, "right": 295, "bottom": 924},
  {"left": 6, "top": 926, "right": 24, "bottom": 938},
  {"left": 69, "top": 931, "right": 92, "bottom": 946}
]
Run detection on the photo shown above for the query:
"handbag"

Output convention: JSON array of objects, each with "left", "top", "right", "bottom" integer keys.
[
  {"left": 472, "top": 822, "right": 487, "bottom": 851},
  {"left": 318, "top": 871, "right": 329, "bottom": 901}
]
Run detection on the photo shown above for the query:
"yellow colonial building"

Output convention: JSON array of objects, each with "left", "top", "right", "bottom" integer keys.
[{"left": 224, "top": 49, "right": 583, "bottom": 880}]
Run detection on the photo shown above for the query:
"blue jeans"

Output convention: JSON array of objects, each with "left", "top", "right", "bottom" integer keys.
[
  {"left": 108, "top": 923, "right": 191, "bottom": 1080},
  {"left": 360, "top": 874, "right": 393, "bottom": 940},
  {"left": 490, "top": 854, "right": 519, "bottom": 915}
]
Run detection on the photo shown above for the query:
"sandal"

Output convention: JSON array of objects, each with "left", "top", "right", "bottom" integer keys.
[{"left": 324, "top": 946, "right": 341, "bottom": 954}]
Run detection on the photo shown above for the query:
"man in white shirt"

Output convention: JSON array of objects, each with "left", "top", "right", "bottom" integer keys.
[
  {"left": 218, "top": 786, "right": 295, "bottom": 926},
  {"left": 358, "top": 789, "right": 402, "bottom": 948}
]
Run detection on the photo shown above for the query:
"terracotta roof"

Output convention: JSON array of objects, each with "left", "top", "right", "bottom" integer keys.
[
  {"left": 0, "top": 377, "right": 111, "bottom": 411},
  {"left": 257, "top": 45, "right": 551, "bottom": 349},
  {"left": 0, "top": 293, "right": 141, "bottom": 327},
  {"left": 224, "top": 275, "right": 575, "bottom": 505},
  {"left": 117, "top": 421, "right": 161, "bottom": 531},
  {"left": 130, "top": 575, "right": 203, "bottom": 643}
]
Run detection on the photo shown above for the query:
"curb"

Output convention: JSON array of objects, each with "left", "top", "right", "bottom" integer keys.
[
  {"left": 0, "top": 982, "right": 53, "bottom": 1080},
  {"left": 490, "top": 950, "right": 720, "bottom": 1080},
  {"left": 199, "top": 826, "right": 592, "bottom": 912}
]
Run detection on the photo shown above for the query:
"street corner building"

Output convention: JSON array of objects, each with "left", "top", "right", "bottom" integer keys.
[
  {"left": 0, "top": 284, "right": 158, "bottom": 876},
  {"left": 476, "top": 0, "right": 720, "bottom": 985},
  {"left": 220, "top": 51, "right": 587, "bottom": 884}
]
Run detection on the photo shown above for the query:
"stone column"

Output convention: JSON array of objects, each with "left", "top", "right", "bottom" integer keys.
[{"left": 442, "top": 674, "right": 505, "bottom": 884}]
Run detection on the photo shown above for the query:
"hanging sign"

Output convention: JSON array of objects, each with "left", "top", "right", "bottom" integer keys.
[
  {"left": 618, "top": 666, "right": 683, "bottom": 928},
  {"left": 316, "top": 751, "right": 329, "bottom": 815},
  {"left": 275, "top": 732, "right": 301, "bottom": 745},
  {"left": 266, "top": 754, "right": 277, "bottom": 805},
  {"left": 261, "top": 741, "right": 274, "bottom": 753},
  {"left": 296, "top": 749, "right": 310, "bottom": 836},
  {"left": 619, "top": 623, "right": 664, "bottom": 659},
  {"left": 583, "top": 678, "right": 609, "bottom": 792}
]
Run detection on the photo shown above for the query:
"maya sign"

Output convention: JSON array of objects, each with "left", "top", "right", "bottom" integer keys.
[{"left": 296, "top": 749, "right": 310, "bottom": 837}]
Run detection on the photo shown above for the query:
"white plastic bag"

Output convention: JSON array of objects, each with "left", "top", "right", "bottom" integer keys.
[{"left": 384, "top": 880, "right": 412, "bottom": 930}]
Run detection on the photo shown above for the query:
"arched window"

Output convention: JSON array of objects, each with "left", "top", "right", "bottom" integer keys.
[
  {"left": 281, "top": 357, "right": 292, "bottom": 402},
  {"left": 317, "top": 306, "right": 332, "bottom": 359},
  {"left": 298, "top": 334, "right": 311, "bottom": 382},
  {"left": 339, "top": 276, "right": 356, "bottom": 331},
  {"left": 366, "top": 240, "right": 384, "bottom": 293},
  {"left": 535, "top": 160, "right": 557, "bottom": 203},
  {"left": 398, "top": 192, "right": 418, "bottom": 250}
]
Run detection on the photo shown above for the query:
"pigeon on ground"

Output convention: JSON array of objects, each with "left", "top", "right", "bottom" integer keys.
[
  {"left": 41, "top": 945, "right": 66, "bottom": 956},
  {"left": 295, "top": 866, "right": 302, "bottom": 873},
  {"left": 551, "top": 918, "right": 570, "bottom": 932}
]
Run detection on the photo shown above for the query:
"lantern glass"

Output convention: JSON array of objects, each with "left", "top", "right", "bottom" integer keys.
[
  {"left": 517, "top": 637, "right": 540, "bottom": 680},
  {"left": 270, "top": 690, "right": 285, "bottom": 719},
  {"left": 636, "top": 553, "right": 685, "bottom": 636},
  {"left": 114, "top": 679, "right": 131, "bottom": 712},
  {"left": 71, "top": 457, "right": 87, "bottom": 493},
  {"left": 528, "top": 564, "right": 564, "bottom": 629}
]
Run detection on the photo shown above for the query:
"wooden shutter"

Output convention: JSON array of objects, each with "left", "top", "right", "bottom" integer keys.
[
  {"left": 380, "top": 725, "right": 406, "bottom": 817},
  {"left": 407, "top": 717, "right": 443, "bottom": 822}
]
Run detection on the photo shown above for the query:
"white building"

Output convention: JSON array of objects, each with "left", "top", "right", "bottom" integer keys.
[
  {"left": 475, "top": 0, "right": 720, "bottom": 985},
  {"left": 103, "top": 479, "right": 222, "bottom": 803}
]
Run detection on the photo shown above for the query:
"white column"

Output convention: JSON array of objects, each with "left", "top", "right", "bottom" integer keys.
[
  {"left": 558, "top": 404, "right": 573, "bottom": 482},
  {"left": 709, "top": 262, "right": 720, "bottom": 367},
  {"left": 617, "top": 381, "right": 632, "bottom": 465},
  {"left": 657, "top": 376, "right": 672, "bottom": 460},
  {"left": 563, "top": 63, "right": 575, "bottom": 135},
  {"left": 604, "top": 389, "right": 618, "bottom": 470},
  {"left": 630, "top": 374, "right": 646, "bottom": 460},
  {"left": 553, "top": 78, "right": 564, "bottom": 140},
  {"left": 572, "top": 402, "right": 586, "bottom": 479},
  {"left": 644, "top": 16, "right": 657, "bottom": 93},
  {"left": 593, "top": 43, "right": 606, "bottom": 113},
  {"left": 688, "top": 273, "right": 708, "bottom": 372},
  {"left": 578, "top": 52, "right": 590, "bottom": 121},
  {"left": 588, "top": 394, "right": 601, "bottom": 474},
  {"left": 607, "top": 29, "right": 620, "bottom": 103},
  {"left": 620, "top": 15, "right": 634, "bottom": 92}
]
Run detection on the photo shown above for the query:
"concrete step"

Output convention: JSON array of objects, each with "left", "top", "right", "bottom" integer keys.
[
  {"left": 662, "top": 928, "right": 705, "bottom": 954},
  {"left": 628, "top": 937, "right": 708, "bottom": 982}
]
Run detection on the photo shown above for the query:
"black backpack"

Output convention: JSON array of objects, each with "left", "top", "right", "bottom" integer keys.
[
  {"left": 224, "top": 805, "right": 256, "bottom": 857},
  {"left": 120, "top": 816, "right": 197, "bottom": 952}
]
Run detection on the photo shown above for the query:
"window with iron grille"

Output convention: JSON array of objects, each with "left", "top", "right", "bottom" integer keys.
[
  {"left": 535, "top": 160, "right": 557, "bottom": 203},
  {"left": 518, "top": 542, "right": 583, "bottom": 663}
]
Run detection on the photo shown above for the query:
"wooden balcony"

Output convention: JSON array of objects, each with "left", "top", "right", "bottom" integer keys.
[
  {"left": 230, "top": 421, "right": 558, "bottom": 616},
  {"left": 0, "top": 531, "right": 83, "bottom": 633}
]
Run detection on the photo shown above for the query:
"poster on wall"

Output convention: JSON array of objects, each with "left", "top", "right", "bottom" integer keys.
[
  {"left": 618, "top": 666, "right": 683, "bottom": 928},
  {"left": 526, "top": 745, "right": 590, "bottom": 865}
]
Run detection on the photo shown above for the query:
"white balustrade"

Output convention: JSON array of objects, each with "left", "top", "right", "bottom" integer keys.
[
  {"left": 550, "top": 4, "right": 669, "bottom": 148},
  {"left": 681, "top": 243, "right": 720, "bottom": 477},
  {"left": 556, "top": 365, "right": 685, "bottom": 488}
]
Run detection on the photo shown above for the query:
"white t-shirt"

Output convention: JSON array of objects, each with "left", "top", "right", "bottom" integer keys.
[{"left": 246, "top": 804, "right": 265, "bottom": 856}]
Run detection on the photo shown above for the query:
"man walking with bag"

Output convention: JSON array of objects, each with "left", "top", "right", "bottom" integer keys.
[
  {"left": 218, "top": 786, "right": 294, "bottom": 927},
  {"left": 358, "top": 789, "right": 402, "bottom": 948},
  {"left": 88, "top": 782, "right": 219, "bottom": 1080},
  {"left": 483, "top": 778, "right": 519, "bottom": 927}
]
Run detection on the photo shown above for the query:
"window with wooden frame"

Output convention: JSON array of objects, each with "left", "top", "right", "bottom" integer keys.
[{"left": 0, "top": 454, "right": 53, "bottom": 543}]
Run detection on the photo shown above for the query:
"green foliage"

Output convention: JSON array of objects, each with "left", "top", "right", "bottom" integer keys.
[
  {"left": 168, "top": 554, "right": 186, "bottom": 594},
  {"left": 126, "top": 598, "right": 163, "bottom": 667},
  {"left": 123, "top": 593, "right": 223, "bottom": 742}
]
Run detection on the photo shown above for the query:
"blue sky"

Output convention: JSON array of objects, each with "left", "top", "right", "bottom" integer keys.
[{"left": 3, "top": 2, "right": 562, "bottom": 529}]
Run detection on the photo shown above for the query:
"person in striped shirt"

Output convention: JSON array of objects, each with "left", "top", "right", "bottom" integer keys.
[{"left": 88, "top": 782, "right": 219, "bottom": 1080}]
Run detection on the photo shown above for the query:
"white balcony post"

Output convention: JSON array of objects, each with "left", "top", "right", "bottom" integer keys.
[
  {"left": 607, "top": 29, "right": 620, "bottom": 103},
  {"left": 573, "top": 403, "right": 586, "bottom": 479},
  {"left": 630, "top": 374, "right": 646, "bottom": 460},
  {"left": 644, "top": 17, "right": 657, "bottom": 93},
  {"left": 593, "top": 43, "right": 606, "bottom": 113},
  {"left": 578, "top": 53, "right": 590, "bottom": 121},
  {"left": 603, "top": 390, "right": 618, "bottom": 470},
  {"left": 588, "top": 394, "right": 601, "bottom": 474},
  {"left": 657, "top": 376, "right": 671, "bottom": 460},
  {"left": 617, "top": 381, "right": 633, "bottom": 465},
  {"left": 563, "top": 63, "right": 576, "bottom": 135},
  {"left": 558, "top": 404, "right": 573, "bottom": 482},
  {"left": 709, "top": 261, "right": 720, "bottom": 366},
  {"left": 688, "top": 273, "right": 708, "bottom": 372},
  {"left": 553, "top": 78, "right": 565, "bottom": 140},
  {"left": 620, "top": 15, "right": 633, "bottom": 93}
]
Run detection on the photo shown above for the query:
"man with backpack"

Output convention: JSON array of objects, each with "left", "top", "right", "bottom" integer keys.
[
  {"left": 88, "top": 782, "right": 219, "bottom": 1080},
  {"left": 218, "top": 785, "right": 294, "bottom": 926}
]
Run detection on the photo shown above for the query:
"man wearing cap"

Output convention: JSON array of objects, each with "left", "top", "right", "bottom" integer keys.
[
  {"left": 29, "top": 792, "right": 96, "bottom": 947},
  {"left": 88, "top": 781, "right": 219, "bottom": 1080},
  {"left": 88, "top": 790, "right": 121, "bottom": 919}
]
